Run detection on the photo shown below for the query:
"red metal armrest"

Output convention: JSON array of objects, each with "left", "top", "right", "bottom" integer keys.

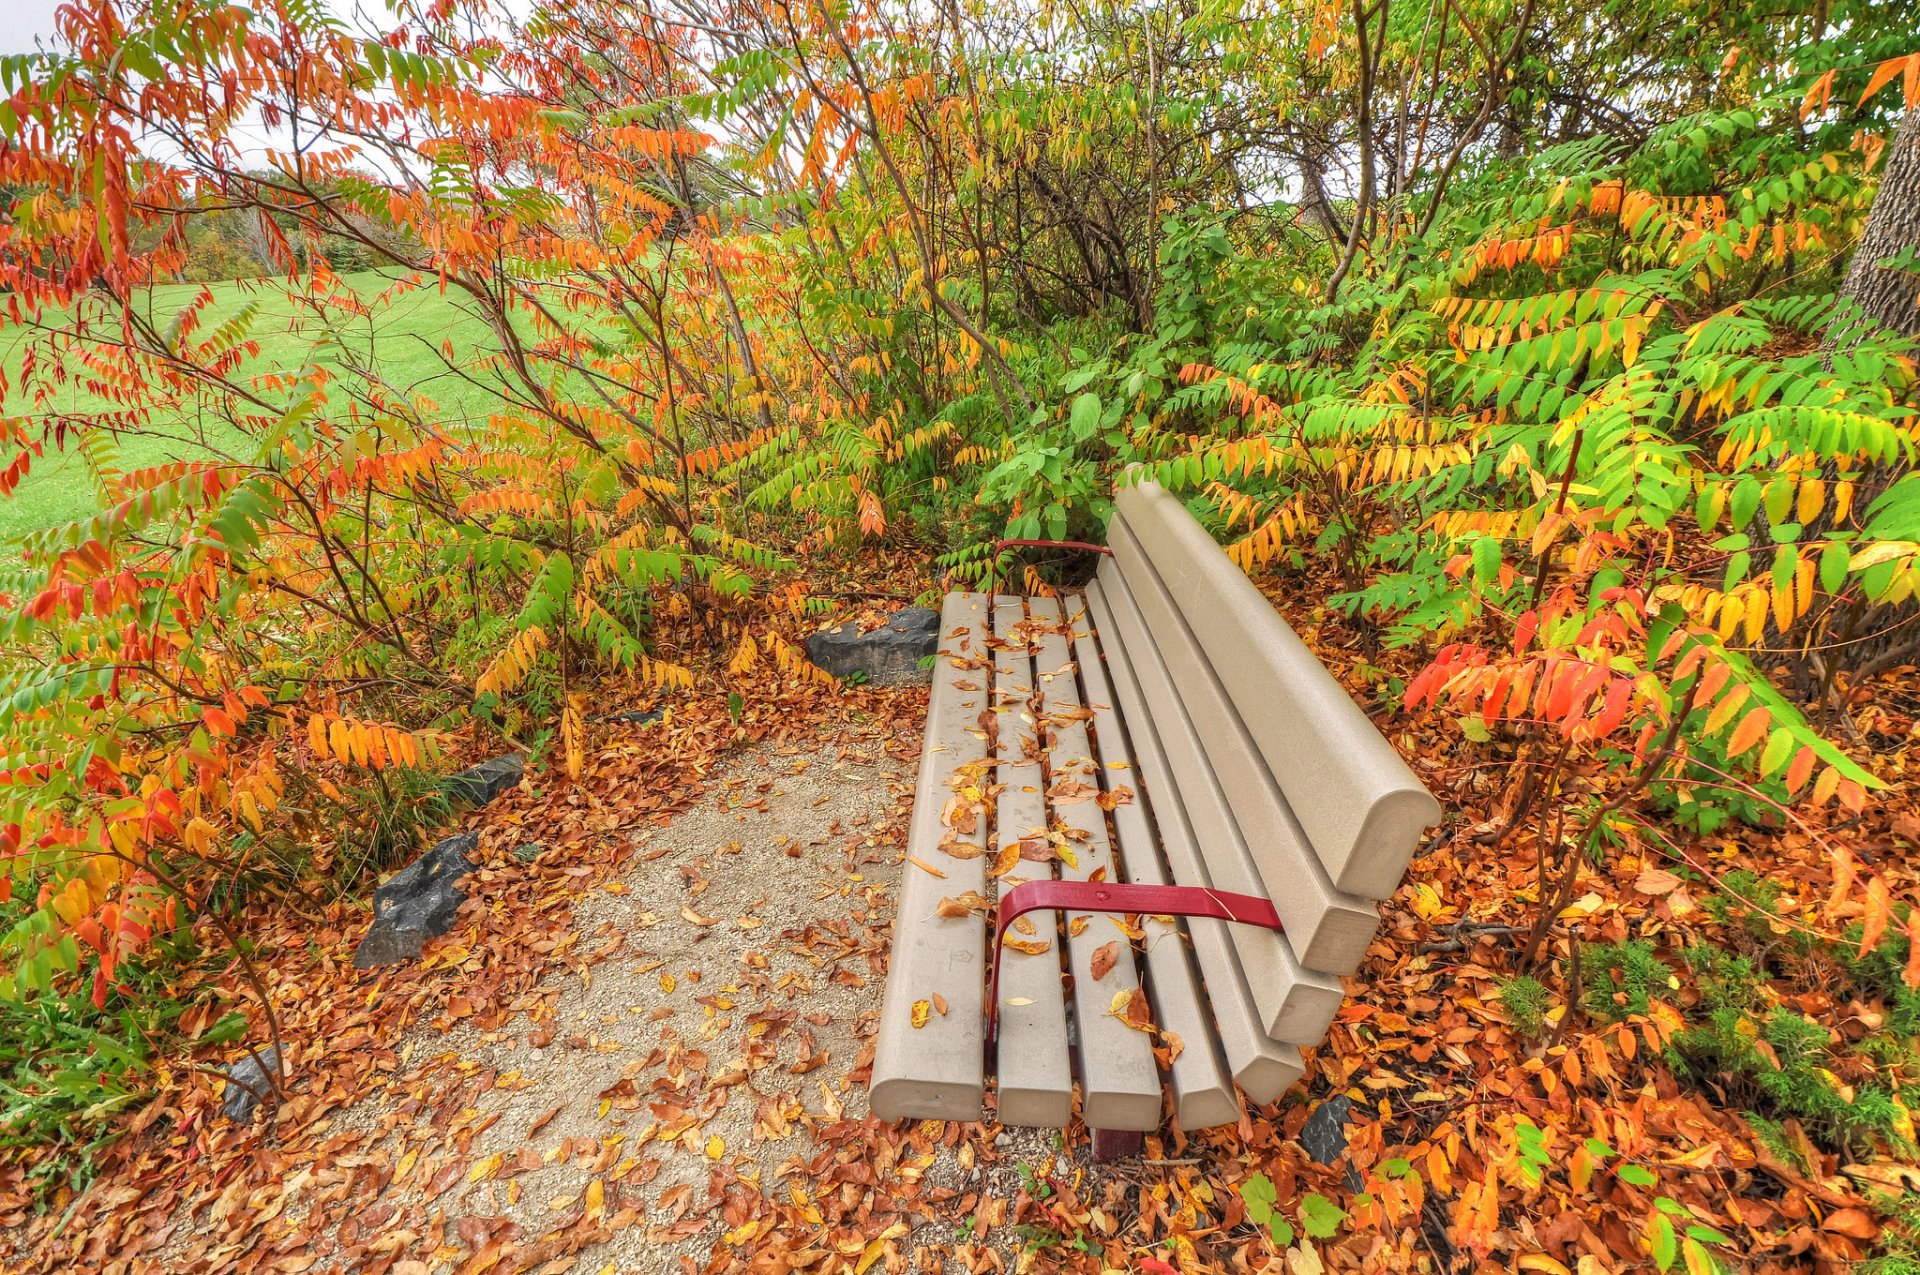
[
  {"left": 987, "top": 880, "right": 1283, "bottom": 1040},
  {"left": 992, "top": 539, "right": 1113, "bottom": 557}
]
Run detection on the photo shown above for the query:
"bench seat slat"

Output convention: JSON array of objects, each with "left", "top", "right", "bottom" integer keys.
[
  {"left": 1067, "top": 596, "right": 1243, "bottom": 1130},
  {"left": 1090, "top": 570, "right": 1345, "bottom": 1049},
  {"left": 990, "top": 597, "right": 1074, "bottom": 1127},
  {"left": 869, "top": 593, "right": 992, "bottom": 1123},
  {"left": 1031, "top": 595, "right": 1164, "bottom": 1133},
  {"left": 1114, "top": 481, "right": 1442, "bottom": 899},
  {"left": 1106, "top": 520, "right": 1382, "bottom": 977}
]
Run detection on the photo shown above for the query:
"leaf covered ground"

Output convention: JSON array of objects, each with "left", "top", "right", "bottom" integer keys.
[{"left": 1, "top": 556, "right": 1915, "bottom": 1275}]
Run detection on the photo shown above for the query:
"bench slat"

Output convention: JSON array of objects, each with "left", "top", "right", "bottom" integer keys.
[
  {"left": 1030, "top": 595, "right": 1164, "bottom": 1133},
  {"left": 1066, "top": 596, "right": 1244, "bottom": 1130},
  {"left": 1106, "top": 520, "right": 1382, "bottom": 976},
  {"left": 870, "top": 592, "right": 992, "bottom": 1123},
  {"left": 990, "top": 597, "right": 1075, "bottom": 1127},
  {"left": 1091, "top": 569, "right": 1345, "bottom": 1049},
  {"left": 1114, "top": 480, "right": 1442, "bottom": 899}
]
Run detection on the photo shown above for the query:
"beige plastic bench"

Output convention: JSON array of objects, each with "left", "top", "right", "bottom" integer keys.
[{"left": 869, "top": 477, "right": 1440, "bottom": 1155}]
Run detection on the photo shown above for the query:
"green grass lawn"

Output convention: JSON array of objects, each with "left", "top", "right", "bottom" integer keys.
[{"left": 0, "top": 271, "right": 508, "bottom": 541}]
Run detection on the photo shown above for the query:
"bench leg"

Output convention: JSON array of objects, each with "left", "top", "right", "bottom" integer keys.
[{"left": 1090, "top": 1129, "right": 1144, "bottom": 1163}]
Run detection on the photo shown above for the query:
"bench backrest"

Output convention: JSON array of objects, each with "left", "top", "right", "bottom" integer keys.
[{"left": 1104, "top": 479, "right": 1440, "bottom": 905}]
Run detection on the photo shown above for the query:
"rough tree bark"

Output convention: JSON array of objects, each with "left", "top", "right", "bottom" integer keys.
[{"left": 1834, "top": 110, "right": 1920, "bottom": 343}]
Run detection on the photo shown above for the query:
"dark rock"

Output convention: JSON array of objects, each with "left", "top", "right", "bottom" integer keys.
[
  {"left": 805, "top": 606, "right": 941, "bottom": 685},
  {"left": 598, "top": 708, "right": 664, "bottom": 727},
  {"left": 221, "top": 1046, "right": 281, "bottom": 1123},
  {"left": 1301, "top": 1094, "right": 1361, "bottom": 1188},
  {"left": 442, "top": 753, "right": 524, "bottom": 806},
  {"left": 353, "top": 831, "right": 478, "bottom": 969}
]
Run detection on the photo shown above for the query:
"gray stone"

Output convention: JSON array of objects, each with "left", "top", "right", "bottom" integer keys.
[
  {"left": 1301, "top": 1094, "right": 1361, "bottom": 1188},
  {"left": 805, "top": 607, "right": 941, "bottom": 685},
  {"left": 221, "top": 1046, "right": 281, "bottom": 1123},
  {"left": 441, "top": 754, "right": 524, "bottom": 806},
  {"left": 599, "top": 708, "right": 664, "bottom": 727},
  {"left": 353, "top": 831, "right": 477, "bottom": 969}
]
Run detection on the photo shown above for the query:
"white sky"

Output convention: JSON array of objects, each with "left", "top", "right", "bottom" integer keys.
[{"left": 6, "top": 0, "right": 67, "bottom": 54}]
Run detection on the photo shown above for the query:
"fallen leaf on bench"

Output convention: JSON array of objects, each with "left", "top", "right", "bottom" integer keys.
[
  {"left": 1002, "top": 935, "right": 1051, "bottom": 955},
  {"left": 1049, "top": 778, "right": 1099, "bottom": 805},
  {"left": 1005, "top": 997, "right": 1033, "bottom": 1007},
  {"left": 906, "top": 855, "right": 946, "bottom": 878},
  {"left": 1090, "top": 940, "right": 1119, "bottom": 980},
  {"left": 989, "top": 844, "right": 1021, "bottom": 877},
  {"left": 932, "top": 992, "right": 948, "bottom": 1016},
  {"left": 937, "top": 833, "right": 983, "bottom": 858},
  {"left": 935, "top": 892, "right": 990, "bottom": 918},
  {"left": 1068, "top": 916, "right": 1088, "bottom": 937},
  {"left": 1094, "top": 785, "right": 1134, "bottom": 810},
  {"left": 1109, "top": 986, "right": 1153, "bottom": 1031},
  {"left": 941, "top": 794, "right": 980, "bottom": 835},
  {"left": 911, "top": 1000, "right": 930, "bottom": 1028}
]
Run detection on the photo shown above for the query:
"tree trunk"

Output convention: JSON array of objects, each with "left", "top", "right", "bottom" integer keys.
[{"left": 1834, "top": 110, "right": 1920, "bottom": 344}]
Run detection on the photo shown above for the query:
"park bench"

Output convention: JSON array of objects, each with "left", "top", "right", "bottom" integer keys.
[{"left": 869, "top": 477, "right": 1441, "bottom": 1155}]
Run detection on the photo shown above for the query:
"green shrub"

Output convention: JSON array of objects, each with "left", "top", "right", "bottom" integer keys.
[{"left": 1500, "top": 975, "right": 1552, "bottom": 1039}]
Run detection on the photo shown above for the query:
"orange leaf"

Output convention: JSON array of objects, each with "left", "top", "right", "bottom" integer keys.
[
  {"left": 1089, "top": 940, "right": 1119, "bottom": 981},
  {"left": 1822, "top": 1207, "right": 1880, "bottom": 1240},
  {"left": 1726, "top": 705, "right": 1770, "bottom": 759},
  {"left": 1857, "top": 53, "right": 1912, "bottom": 107},
  {"left": 1860, "top": 875, "right": 1892, "bottom": 958},
  {"left": 989, "top": 843, "right": 1021, "bottom": 878},
  {"left": 1903, "top": 909, "right": 1920, "bottom": 991}
]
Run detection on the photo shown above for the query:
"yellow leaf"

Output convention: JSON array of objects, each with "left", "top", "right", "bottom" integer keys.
[
  {"left": 467, "top": 1152, "right": 503, "bottom": 1183},
  {"left": 705, "top": 1134, "right": 725, "bottom": 1159},
  {"left": 1797, "top": 478, "right": 1824, "bottom": 524},
  {"left": 911, "top": 999, "right": 931, "bottom": 1029},
  {"left": 1410, "top": 882, "right": 1447, "bottom": 920},
  {"left": 585, "top": 1177, "right": 605, "bottom": 1220},
  {"left": 659, "top": 972, "right": 676, "bottom": 993},
  {"left": 1519, "top": 1257, "right": 1572, "bottom": 1275}
]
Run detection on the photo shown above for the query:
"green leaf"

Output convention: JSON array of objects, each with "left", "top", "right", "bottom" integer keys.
[
  {"left": 1616, "top": 1162, "right": 1657, "bottom": 1187},
  {"left": 1819, "top": 541, "right": 1850, "bottom": 593},
  {"left": 1299, "top": 1193, "right": 1346, "bottom": 1240},
  {"left": 1472, "top": 536, "right": 1501, "bottom": 587},
  {"left": 1650, "top": 1214, "right": 1678, "bottom": 1271},
  {"left": 1069, "top": 392, "right": 1102, "bottom": 441}
]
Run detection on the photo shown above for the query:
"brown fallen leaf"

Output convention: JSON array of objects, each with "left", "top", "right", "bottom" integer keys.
[
  {"left": 681, "top": 905, "right": 719, "bottom": 926},
  {"left": 1822, "top": 1206, "right": 1880, "bottom": 1239},
  {"left": 1634, "top": 867, "right": 1683, "bottom": 895},
  {"left": 526, "top": 1104, "right": 564, "bottom": 1137},
  {"left": 989, "top": 843, "right": 1021, "bottom": 877},
  {"left": 1089, "top": 940, "right": 1119, "bottom": 981},
  {"left": 1109, "top": 986, "right": 1152, "bottom": 1031},
  {"left": 906, "top": 854, "right": 947, "bottom": 878},
  {"left": 939, "top": 833, "right": 984, "bottom": 859},
  {"left": 931, "top": 992, "right": 948, "bottom": 1016},
  {"left": 935, "top": 891, "right": 991, "bottom": 917}
]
